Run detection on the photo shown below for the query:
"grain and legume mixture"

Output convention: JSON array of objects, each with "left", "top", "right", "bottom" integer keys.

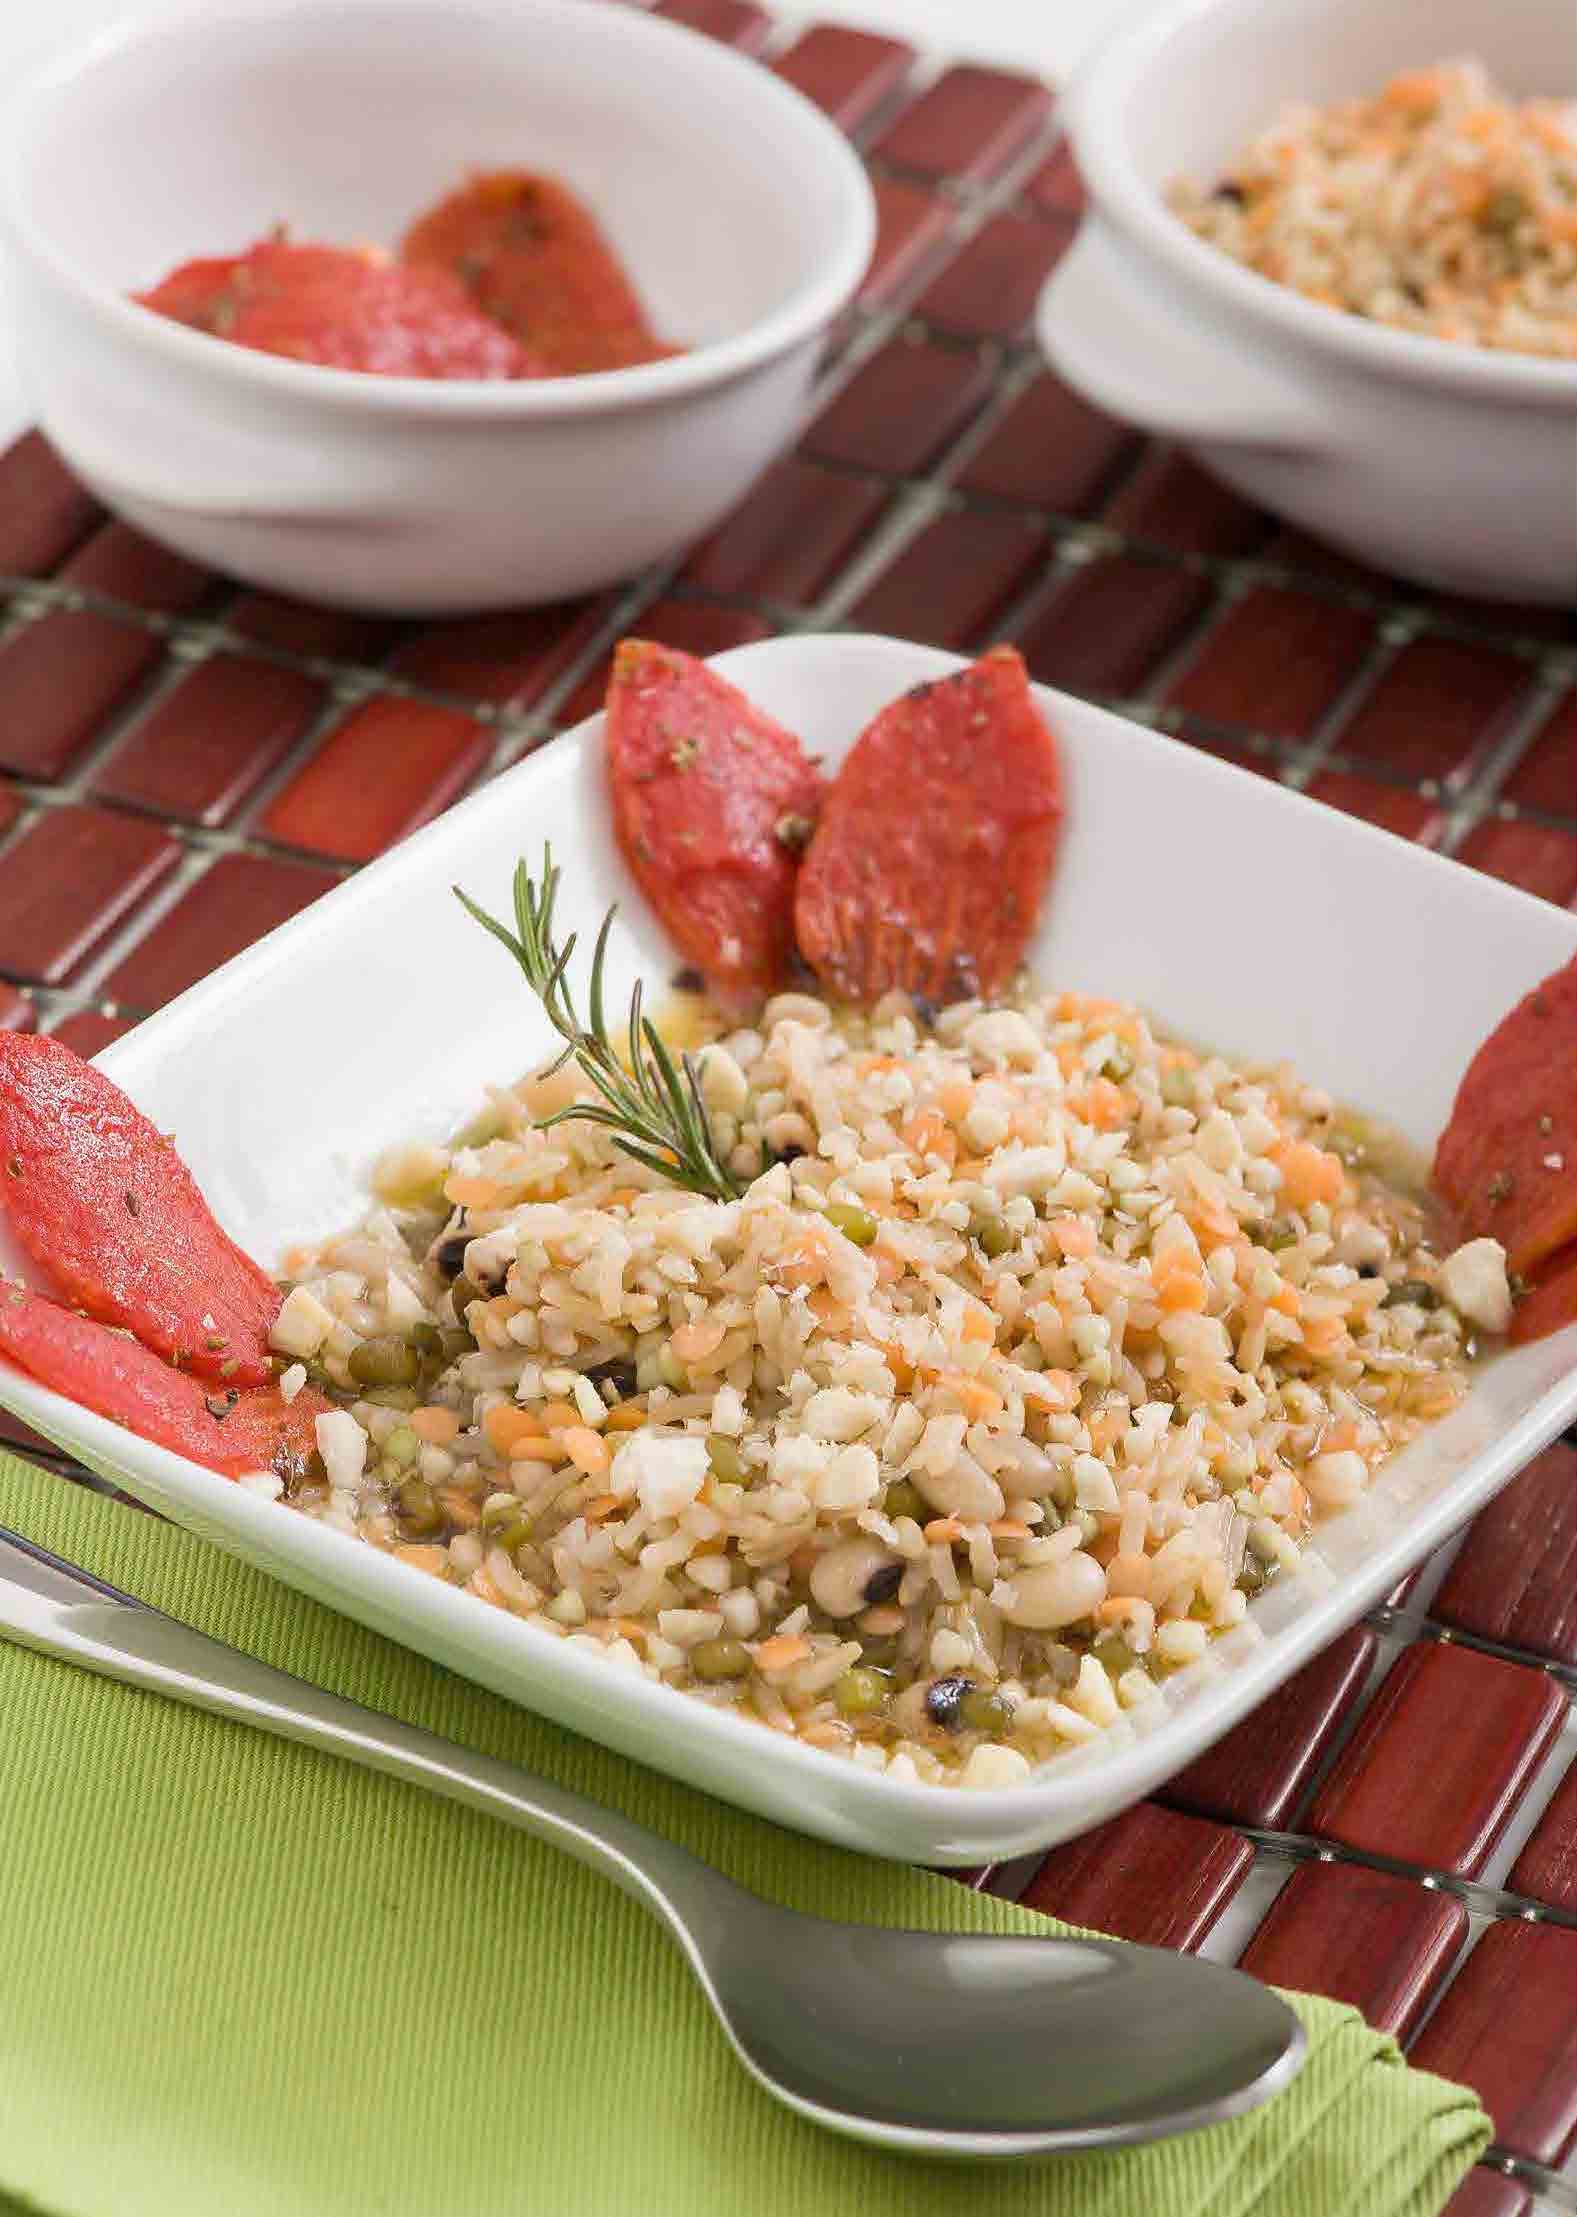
[
  {"left": 264, "top": 984, "right": 1508, "bottom": 1788},
  {"left": 1170, "top": 59, "right": 1577, "bottom": 360}
]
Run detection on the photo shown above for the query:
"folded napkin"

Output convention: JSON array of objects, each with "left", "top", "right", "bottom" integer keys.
[{"left": 0, "top": 1450, "right": 1488, "bottom": 2217}]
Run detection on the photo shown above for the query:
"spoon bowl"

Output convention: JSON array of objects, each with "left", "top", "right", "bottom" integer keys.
[{"left": 701, "top": 1908, "right": 1304, "bottom": 2155}]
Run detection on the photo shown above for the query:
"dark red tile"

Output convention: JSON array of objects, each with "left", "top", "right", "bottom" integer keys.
[
  {"left": 99, "top": 854, "right": 339, "bottom": 1013},
  {"left": 1305, "top": 771, "right": 1444, "bottom": 843},
  {"left": 1432, "top": 1444, "right": 1577, "bottom": 1667},
  {"left": 872, "top": 65, "right": 1052, "bottom": 185},
  {"left": 859, "top": 176, "right": 954, "bottom": 306},
  {"left": 261, "top": 696, "right": 492, "bottom": 863},
  {"left": 1509, "top": 1755, "right": 1577, "bottom": 1912},
  {"left": 0, "top": 524, "right": 213, "bottom": 779},
  {"left": 1237, "top": 1863, "right": 1465, "bottom": 2039},
  {"left": 0, "top": 608, "right": 162, "bottom": 782},
  {"left": 0, "top": 807, "right": 180, "bottom": 985},
  {"left": 1167, "top": 588, "right": 1373, "bottom": 742},
  {"left": 554, "top": 600, "right": 772, "bottom": 729},
  {"left": 59, "top": 522, "right": 211, "bottom": 612},
  {"left": 388, "top": 599, "right": 610, "bottom": 709},
  {"left": 1019, "top": 558, "right": 1212, "bottom": 699},
  {"left": 1503, "top": 690, "right": 1577, "bottom": 822},
  {"left": 683, "top": 459, "right": 888, "bottom": 606},
  {"left": 915, "top": 212, "right": 1073, "bottom": 340},
  {"left": 1162, "top": 1628, "right": 1377, "bottom": 1830},
  {"left": 1023, "top": 138, "right": 1086, "bottom": 220},
  {"left": 1019, "top": 1802, "right": 1251, "bottom": 1950},
  {"left": 1262, "top": 524, "right": 1394, "bottom": 598},
  {"left": 1339, "top": 640, "right": 1531, "bottom": 787},
  {"left": 1441, "top": 2176, "right": 1530, "bottom": 2217},
  {"left": 1455, "top": 816, "right": 1577, "bottom": 907},
  {"left": 225, "top": 593, "right": 392, "bottom": 664},
  {"left": 1308, "top": 1641, "right": 1566, "bottom": 1878},
  {"left": 49, "top": 1010, "right": 135, "bottom": 1059},
  {"left": 93, "top": 655, "right": 329, "bottom": 827},
  {"left": 0, "top": 432, "right": 102, "bottom": 574},
  {"left": 651, "top": 0, "right": 770, "bottom": 50},
  {"left": 805, "top": 338, "right": 993, "bottom": 476},
  {"left": 1409, "top": 1920, "right": 1577, "bottom": 2165},
  {"left": 773, "top": 25, "right": 913, "bottom": 134},
  {"left": 0, "top": 983, "right": 35, "bottom": 1033},
  {"left": 849, "top": 508, "right": 1044, "bottom": 649},
  {"left": 956, "top": 372, "right": 1136, "bottom": 515},
  {"left": 1105, "top": 452, "right": 1269, "bottom": 560}
]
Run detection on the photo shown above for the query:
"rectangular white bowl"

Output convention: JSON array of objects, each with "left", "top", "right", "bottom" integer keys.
[{"left": 3, "top": 632, "right": 1575, "bottom": 1865}]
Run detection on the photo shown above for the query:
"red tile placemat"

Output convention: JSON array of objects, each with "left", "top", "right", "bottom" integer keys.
[{"left": 1, "top": 15, "right": 1574, "bottom": 2209}]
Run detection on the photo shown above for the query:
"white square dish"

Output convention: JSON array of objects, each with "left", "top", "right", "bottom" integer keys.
[{"left": 3, "top": 631, "right": 1574, "bottom": 1866}]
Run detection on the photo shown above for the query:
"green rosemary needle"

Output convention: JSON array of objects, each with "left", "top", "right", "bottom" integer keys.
[{"left": 454, "top": 848, "right": 743, "bottom": 1203}]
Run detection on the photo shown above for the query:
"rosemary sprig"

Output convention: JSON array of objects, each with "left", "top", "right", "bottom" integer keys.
[{"left": 454, "top": 848, "right": 742, "bottom": 1202}]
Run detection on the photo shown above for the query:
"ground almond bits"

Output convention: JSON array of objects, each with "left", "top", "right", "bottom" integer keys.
[
  {"left": 267, "top": 984, "right": 1497, "bottom": 1788},
  {"left": 1170, "top": 59, "right": 1577, "bottom": 361}
]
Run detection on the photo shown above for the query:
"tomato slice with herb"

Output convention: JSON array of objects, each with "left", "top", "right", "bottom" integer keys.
[
  {"left": 1510, "top": 1241, "right": 1577, "bottom": 1345},
  {"left": 138, "top": 239, "right": 540, "bottom": 379},
  {"left": 0, "top": 1281, "right": 328, "bottom": 1482},
  {"left": 1433, "top": 949, "right": 1577, "bottom": 1278},
  {"left": 402, "top": 171, "right": 677, "bottom": 375},
  {"left": 0, "top": 1032, "right": 282, "bottom": 1387},
  {"left": 794, "top": 646, "right": 1064, "bottom": 1007},
  {"left": 135, "top": 251, "right": 249, "bottom": 331},
  {"left": 605, "top": 640, "right": 824, "bottom": 1004}
]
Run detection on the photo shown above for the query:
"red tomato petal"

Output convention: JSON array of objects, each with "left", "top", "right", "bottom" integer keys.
[
  {"left": 605, "top": 639, "right": 824, "bottom": 1000},
  {"left": 0, "top": 1031, "right": 281, "bottom": 1386},
  {"left": 0, "top": 1281, "right": 327, "bottom": 1481},
  {"left": 1510, "top": 1240, "right": 1577, "bottom": 1345},
  {"left": 794, "top": 646, "right": 1063, "bottom": 1006},
  {"left": 135, "top": 252, "right": 250, "bottom": 331},
  {"left": 402, "top": 171, "right": 677, "bottom": 375},
  {"left": 1434, "top": 951, "right": 1577, "bottom": 1276},
  {"left": 140, "top": 239, "right": 540, "bottom": 380}
]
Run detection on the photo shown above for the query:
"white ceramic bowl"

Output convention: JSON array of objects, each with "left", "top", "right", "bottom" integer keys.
[
  {"left": 1038, "top": 0, "right": 1577, "bottom": 606},
  {"left": 0, "top": 0, "right": 874, "bottom": 614},
  {"left": 2, "top": 632, "right": 1575, "bottom": 1866}
]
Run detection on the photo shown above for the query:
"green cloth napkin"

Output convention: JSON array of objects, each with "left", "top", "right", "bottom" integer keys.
[{"left": 0, "top": 1451, "right": 1488, "bottom": 2217}]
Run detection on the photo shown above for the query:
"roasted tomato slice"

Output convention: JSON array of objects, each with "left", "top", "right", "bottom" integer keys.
[
  {"left": 135, "top": 250, "right": 249, "bottom": 330},
  {"left": 794, "top": 647, "right": 1063, "bottom": 1007},
  {"left": 605, "top": 639, "right": 824, "bottom": 1003},
  {"left": 1510, "top": 1241, "right": 1577, "bottom": 1345},
  {"left": 0, "top": 1282, "right": 328, "bottom": 1483},
  {"left": 1433, "top": 950, "right": 1577, "bottom": 1278},
  {"left": 402, "top": 171, "right": 677, "bottom": 375},
  {"left": 138, "top": 239, "right": 539, "bottom": 379},
  {"left": 0, "top": 1032, "right": 281, "bottom": 1387}
]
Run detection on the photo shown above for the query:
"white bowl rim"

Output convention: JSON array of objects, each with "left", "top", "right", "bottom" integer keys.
[
  {"left": 1067, "top": 0, "right": 1577, "bottom": 406},
  {"left": 0, "top": 0, "right": 877, "bottom": 420}
]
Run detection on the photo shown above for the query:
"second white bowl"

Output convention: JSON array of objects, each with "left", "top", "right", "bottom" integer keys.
[
  {"left": 1038, "top": 0, "right": 1577, "bottom": 606},
  {"left": 0, "top": 0, "right": 875, "bottom": 613}
]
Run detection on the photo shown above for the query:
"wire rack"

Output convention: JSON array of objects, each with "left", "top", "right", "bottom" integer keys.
[{"left": 0, "top": 8, "right": 1574, "bottom": 2210}]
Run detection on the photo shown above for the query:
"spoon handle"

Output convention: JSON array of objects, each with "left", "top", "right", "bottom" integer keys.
[{"left": 0, "top": 1526, "right": 736, "bottom": 1949}]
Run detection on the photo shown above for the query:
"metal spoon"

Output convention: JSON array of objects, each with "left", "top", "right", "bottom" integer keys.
[{"left": 0, "top": 1525, "right": 1303, "bottom": 2157}]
